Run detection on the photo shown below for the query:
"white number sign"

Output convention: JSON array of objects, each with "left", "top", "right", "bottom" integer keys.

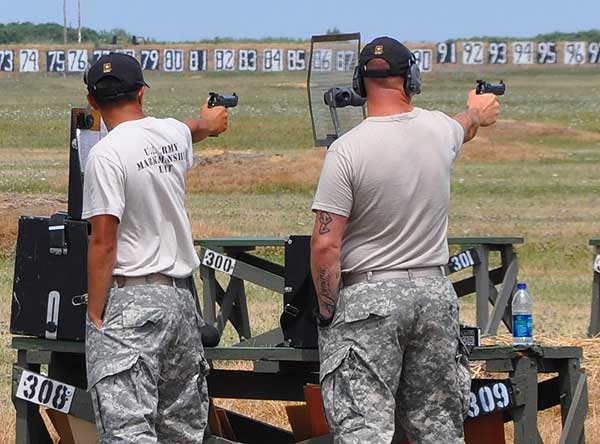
[
  {"left": 564, "top": 42, "right": 586, "bottom": 65},
  {"left": 46, "top": 50, "right": 65, "bottom": 72},
  {"left": 140, "top": 49, "right": 159, "bottom": 70},
  {"left": 189, "top": 50, "right": 207, "bottom": 71},
  {"left": 312, "top": 49, "right": 332, "bottom": 71},
  {"left": 512, "top": 41, "right": 534, "bottom": 64},
  {"left": 164, "top": 49, "right": 183, "bottom": 72},
  {"left": 287, "top": 49, "right": 306, "bottom": 71},
  {"left": 0, "top": 50, "right": 14, "bottom": 71},
  {"left": 594, "top": 254, "right": 600, "bottom": 274},
  {"left": 413, "top": 49, "right": 432, "bottom": 72},
  {"left": 488, "top": 42, "right": 507, "bottom": 64},
  {"left": 92, "top": 49, "right": 110, "bottom": 63},
  {"left": 537, "top": 42, "right": 557, "bottom": 64},
  {"left": 462, "top": 42, "right": 484, "bottom": 65},
  {"left": 335, "top": 50, "right": 355, "bottom": 71},
  {"left": 214, "top": 49, "right": 235, "bottom": 71},
  {"left": 115, "top": 48, "right": 136, "bottom": 58},
  {"left": 263, "top": 49, "right": 283, "bottom": 72},
  {"left": 20, "top": 49, "right": 39, "bottom": 72},
  {"left": 437, "top": 41, "right": 456, "bottom": 64},
  {"left": 238, "top": 49, "right": 257, "bottom": 71},
  {"left": 448, "top": 249, "right": 477, "bottom": 273},
  {"left": 467, "top": 381, "right": 511, "bottom": 418},
  {"left": 589, "top": 43, "right": 600, "bottom": 64},
  {"left": 68, "top": 49, "right": 88, "bottom": 72},
  {"left": 16, "top": 370, "right": 75, "bottom": 414},
  {"left": 202, "top": 249, "right": 236, "bottom": 275}
]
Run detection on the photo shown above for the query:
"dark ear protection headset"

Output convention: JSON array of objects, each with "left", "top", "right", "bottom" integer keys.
[{"left": 352, "top": 52, "right": 422, "bottom": 98}]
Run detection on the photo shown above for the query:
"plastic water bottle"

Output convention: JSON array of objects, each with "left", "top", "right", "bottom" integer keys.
[{"left": 512, "top": 283, "right": 533, "bottom": 346}]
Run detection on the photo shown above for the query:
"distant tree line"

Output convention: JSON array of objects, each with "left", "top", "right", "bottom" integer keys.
[
  {"left": 0, "top": 22, "right": 136, "bottom": 45},
  {"left": 455, "top": 29, "right": 600, "bottom": 43},
  {"left": 2, "top": 22, "right": 599, "bottom": 45}
]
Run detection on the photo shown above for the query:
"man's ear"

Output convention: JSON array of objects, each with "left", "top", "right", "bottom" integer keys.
[
  {"left": 137, "top": 87, "right": 145, "bottom": 105},
  {"left": 87, "top": 94, "right": 99, "bottom": 110}
]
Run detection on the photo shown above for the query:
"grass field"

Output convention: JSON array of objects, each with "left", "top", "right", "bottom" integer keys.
[{"left": 1, "top": 67, "right": 600, "bottom": 443}]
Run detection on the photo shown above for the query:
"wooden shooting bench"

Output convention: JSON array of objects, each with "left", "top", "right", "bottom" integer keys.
[
  {"left": 11, "top": 337, "right": 587, "bottom": 444},
  {"left": 197, "top": 236, "right": 524, "bottom": 339},
  {"left": 587, "top": 238, "right": 600, "bottom": 336}
]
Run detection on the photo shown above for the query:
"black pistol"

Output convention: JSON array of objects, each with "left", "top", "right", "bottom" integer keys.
[
  {"left": 476, "top": 80, "right": 505, "bottom": 96},
  {"left": 208, "top": 92, "right": 239, "bottom": 108}
]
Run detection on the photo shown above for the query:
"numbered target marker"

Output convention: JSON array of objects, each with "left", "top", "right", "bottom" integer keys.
[
  {"left": 202, "top": 249, "right": 236, "bottom": 275},
  {"left": 238, "top": 49, "right": 257, "bottom": 71},
  {"left": 263, "top": 49, "right": 283, "bottom": 72},
  {"left": 447, "top": 248, "right": 480, "bottom": 274},
  {"left": 0, "top": 50, "right": 14, "bottom": 71},
  {"left": 189, "top": 50, "right": 207, "bottom": 71},
  {"left": 461, "top": 42, "right": 484, "bottom": 65},
  {"left": 68, "top": 49, "right": 88, "bottom": 72},
  {"left": 593, "top": 254, "right": 600, "bottom": 274},
  {"left": 467, "top": 380, "right": 513, "bottom": 419},
  {"left": 16, "top": 370, "right": 75, "bottom": 414},
  {"left": 140, "top": 49, "right": 160, "bottom": 71},
  {"left": 287, "top": 49, "right": 306, "bottom": 71},
  {"left": 564, "top": 42, "right": 586, "bottom": 65},
  {"left": 413, "top": 49, "right": 432, "bottom": 72},
  {"left": 537, "top": 42, "right": 557, "bottom": 64},
  {"left": 115, "top": 48, "right": 136, "bottom": 58},
  {"left": 437, "top": 41, "right": 457, "bottom": 64},
  {"left": 588, "top": 42, "right": 600, "bottom": 64},
  {"left": 312, "top": 49, "right": 332, "bottom": 71},
  {"left": 164, "top": 49, "right": 184, "bottom": 72},
  {"left": 512, "top": 41, "right": 534, "bottom": 64},
  {"left": 46, "top": 50, "right": 65, "bottom": 72},
  {"left": 488, "top": 42, "right": 508, "bottom": 64},
  {"left": 92, "top": 49, "right": 110, "bottom": 63},
  {"left": 214, "top": 49, "right": 235, "bottom": 71},
  {"left": 19, "top": 49, "right": 39, "bottom": 72},
  {"left": 335, "top": 50, "right": 356, "bottom": 71}
]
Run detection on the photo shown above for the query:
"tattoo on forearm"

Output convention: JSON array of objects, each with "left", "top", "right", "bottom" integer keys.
[
  {"left": 317, "top": 266, "right": 339, "bottom": 315},
  {"left": 318, "top": 212, "right": 333, "bottom": 235}
]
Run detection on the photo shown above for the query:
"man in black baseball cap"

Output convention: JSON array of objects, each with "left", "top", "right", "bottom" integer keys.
[
  {"left": 312, "top": 36, "right": 500, "bottom": 444},
  {"left": 82, "top": 51, "right": 228, "bottom": 443},
  {"left": 84, "top": 52, "right": 150, "bottom": 104}
]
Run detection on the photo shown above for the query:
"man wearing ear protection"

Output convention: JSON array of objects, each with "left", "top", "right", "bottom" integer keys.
[
  {"left": 82, "top": 52, "right": 228, "bottom": 443},
  {"left": 310, "top": 37, "right": 499, "bottom": 444}
]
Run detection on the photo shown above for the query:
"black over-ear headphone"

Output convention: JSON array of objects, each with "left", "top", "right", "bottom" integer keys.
[{"left": 352, "top": 53, "right": 422, "bottom": 98}]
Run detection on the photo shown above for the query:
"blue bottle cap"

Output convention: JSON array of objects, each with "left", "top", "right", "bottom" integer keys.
[{"left": 517, "top": 283, "right": 527, "bottom": 290}]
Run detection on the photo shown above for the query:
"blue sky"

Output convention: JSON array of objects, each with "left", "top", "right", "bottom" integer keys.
[{"left": 3, "top": 0, "right": 599, "bottom": 42}]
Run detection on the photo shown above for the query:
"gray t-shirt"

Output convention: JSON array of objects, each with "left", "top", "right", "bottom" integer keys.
[
  {"left": 312, "top": 107, "right": 464, "bottom": 274},
  {"left": 82, "top": 116, "right": 200, "bottom": 278}
]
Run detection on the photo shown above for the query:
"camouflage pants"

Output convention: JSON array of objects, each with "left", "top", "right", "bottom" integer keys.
[
  {"left": 319, "top": 277, "right": 471, "bottom": 444},
  {"left": 85, "top": 284, "right": 210, "bottom": 444}
]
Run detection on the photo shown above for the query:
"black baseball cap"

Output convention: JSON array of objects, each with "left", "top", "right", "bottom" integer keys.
[
  {"left": 358, "top": 37, "right": 413, "bottom": 78},
  {"left": 84, "top": 52, "right": 149, "bottom": 99}
]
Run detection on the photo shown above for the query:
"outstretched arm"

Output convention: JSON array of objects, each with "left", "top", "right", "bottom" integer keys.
[
  {"left": 310, "top": 211, "right": 348, "bottom": 320},
  {"left": 453, "top": 89, "right": 500, "bottom": 143},
  {"left": 185, "top": 99, "right": 228, "bottom": 143}
]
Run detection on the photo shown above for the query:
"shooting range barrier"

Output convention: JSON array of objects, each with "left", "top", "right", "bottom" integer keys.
[{"left": 11, "top": 331, "right": 587, "bottom": 443}]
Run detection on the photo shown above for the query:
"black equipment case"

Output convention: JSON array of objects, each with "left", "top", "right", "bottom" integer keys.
[{"left": 11, "top": 214, "right": 89, "bottom": 341}]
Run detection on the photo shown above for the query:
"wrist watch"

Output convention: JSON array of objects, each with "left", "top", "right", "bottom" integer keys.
[{"left": 314, "top": 309, "right": 335, "bottom": 328}]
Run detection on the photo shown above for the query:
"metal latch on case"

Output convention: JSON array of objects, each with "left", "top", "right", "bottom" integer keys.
[{"left": 49, "top": 212, "right": 69, "bottom": 255}]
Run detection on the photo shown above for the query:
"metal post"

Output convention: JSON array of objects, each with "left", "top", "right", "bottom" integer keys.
[
  {"left": 474, "top": 245, "right": 490, "bottom": 331},
  {"left": 14, "top": 350, "right": 53, "bottom": 444},
  {"left": 77, "top": 0, "right": 82, "bottom": 44},
  {"left": 559, "top": 359, "right": 587, "bottom": 444},
  {"left": 588, "top": 245, "right": 600, "bottom": 336},
  {"left": 511, "top": 355, "right": 539, "bottom": 444}
]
